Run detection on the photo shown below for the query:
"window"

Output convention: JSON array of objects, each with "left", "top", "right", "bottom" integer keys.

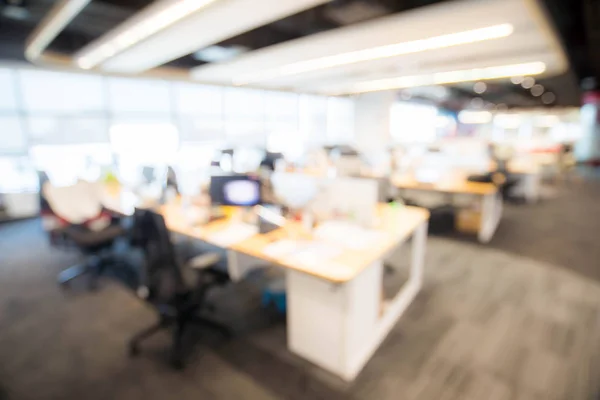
[
  {"left": 26, "top": 116, "right": 109, "bottom": 145},
  {"left": 107, "top": 77, "right": 172, "bottom": 115},
  {"left": 0, "top": 115, "right": 26, "bottom": 153},
  {"left": 299, "top": 94, "right": 327, "bottom": 145},
  {"left": 0, "top": 69, "right": 18, "bottom": 111},
  {"left": 173, "top": 82, "right": 222, "bottom": 116},
  {"left": 29, "top": 144, "right": 112, "bottom": 186},
  {"left": 110, "top": 120, "right": 179, "bottom": 185},
  {"left": 0, "top": 156, "right": 38, "bottom": 193},
  {"left": 390, "top": 101, "right": 438, "bottom": 143},
  {"left": 18, "top": 69, "right": 105, "bottom": 114}
]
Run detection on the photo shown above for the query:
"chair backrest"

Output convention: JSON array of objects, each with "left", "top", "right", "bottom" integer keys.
[
  {"left": 42, "top": 180, "right": 103, "bottom": 224},
  {"left": 132, "top": 208, "right": 187, "bottom": 304}
]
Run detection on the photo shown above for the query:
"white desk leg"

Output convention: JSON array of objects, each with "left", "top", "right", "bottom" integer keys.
[
  {"left": 286, "top": 221, "right": 428, "bottom": 381},
  {"left": 524, "top": 173, "right": 541, "bottom": 203},
  {"left": 226, "top": 249, "right": 263, "bottom": 282},
  {"left": 478, "top": 193, "right": 503, "bottom": 243}
]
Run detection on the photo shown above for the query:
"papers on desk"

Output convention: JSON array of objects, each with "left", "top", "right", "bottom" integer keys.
[
  {"left": 314, "top": 221, "right": 387, "bottom": 250},
  {"left": 263, "top": 239, "right": 343, "bottom": 264},
  {"left": 207, "top": 223, "right": 258, "bottom": 247},
  {"left": 263, "top": 239, "right": 354, "bottom": 279}
]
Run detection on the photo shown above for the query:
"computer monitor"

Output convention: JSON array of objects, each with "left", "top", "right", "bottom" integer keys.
[{"left": 209, "top": 174, "right": 262, "bottom": 206}]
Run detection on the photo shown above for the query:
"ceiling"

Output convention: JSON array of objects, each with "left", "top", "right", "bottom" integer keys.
[{"left": 0, "top": 0, "right": 597, "bottom": 109}]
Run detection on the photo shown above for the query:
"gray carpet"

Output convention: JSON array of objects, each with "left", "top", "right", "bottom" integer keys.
[{"left": 1, "top": 176, "right": 600, "bottom": 400}]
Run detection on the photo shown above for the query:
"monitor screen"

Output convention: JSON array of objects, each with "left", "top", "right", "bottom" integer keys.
[{"left": 209, "top": 175, "right": 261, "bottom": 206}]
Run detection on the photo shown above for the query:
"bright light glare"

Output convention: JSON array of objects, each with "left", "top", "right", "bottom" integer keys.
[
  {"left": 75, "top": 0, "right": 219, "bottom": 69},
  {"left": 494, "top": 114, "right": 522, "bottom": 129},
  {"left": 347, "top": 62, "right": 546, "bottom": 94},
  {"left": 458, "top": 110, "right": 492, "bottom": 124},
  {"left": 535, "top": 115, "right": 559, "bottom": 127},
  {"left": 233, "top": 24, "right": 514, "bottom": 85}
]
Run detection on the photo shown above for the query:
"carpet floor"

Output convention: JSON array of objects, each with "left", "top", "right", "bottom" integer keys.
[{"left": 1, "top": 175, "right": 600, "bottom": 400}]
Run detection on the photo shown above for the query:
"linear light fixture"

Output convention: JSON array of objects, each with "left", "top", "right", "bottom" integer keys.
[
  {"left": 346, "top": 61, "right": 546, "bottom": 94},
  {"left": 25, "top": 0, "right": 91, "bottom": 62},
  {"left": 232, "top": 23, "right": 514, "bottom": 85},
  {"left": 74, "top": 0, "right": 219, "bottom": 69}
]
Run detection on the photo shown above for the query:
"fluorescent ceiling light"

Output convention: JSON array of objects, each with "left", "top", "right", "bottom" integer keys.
[
  {"left": 26, "top": 0, "right": 91, "bottom": 61},
  {"left": 458, "top": 110, "right": 492, "bottom": 124},
  {"left": 75, "top": 0, "right": 219, "bottom": 69},
  {"left": 233, "top": 23, "right": 514, "bottom": 85},
  {"left": 346, "top": 61, "right": 546, "bottom": 94}
]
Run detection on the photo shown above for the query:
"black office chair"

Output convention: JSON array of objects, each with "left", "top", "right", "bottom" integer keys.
[
  {"left": 127, "top": 208, "right": 232, "bottom": 369},
  {"left": 57, "top": 213, "right": 126, "bottom": 289}
]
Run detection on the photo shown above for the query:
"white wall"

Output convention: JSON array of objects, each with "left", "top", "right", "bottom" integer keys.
[{"left": 353, "top": 91, "right": 395, "bottom": 154}]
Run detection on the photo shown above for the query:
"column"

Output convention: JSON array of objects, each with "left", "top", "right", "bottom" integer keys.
[{"left": 353, "top": 91, "right": 396, "bottom": 154}]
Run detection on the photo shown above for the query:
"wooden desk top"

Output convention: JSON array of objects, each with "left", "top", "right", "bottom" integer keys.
[
  {"left": 157, "top": 201, "right": 252, "bottom": 248},
  {"left": 391, "top": 174, "right": 497, "bottom": 196},
  {"left": 232, "top": 205, "right": 429, "bottom": 283},
  {"left": 101, "top": 185, "right": 429, "bottom": 283}
]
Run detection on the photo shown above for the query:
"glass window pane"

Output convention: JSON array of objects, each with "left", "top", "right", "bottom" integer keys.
[
  {"left": 18, "top": 69, "right": 105, "bottom": 113},
  {"left": 107, "top": 77, "right": 172, "bottom": 115},
  {"left": 0, "top": 156, "right": 38, "bottom": 193},
  {"left": 178, "top": 117, "right": 222, "bottom": 142},
  {"left": 264, "top": 91, "right": 298, "bottom": 120},
  {"left": 173, "top": 82, "right": 222, "bottom": 116},
  {"left": 223, "top": 87, "right": 264, "bottom": 118},
  {"left": 26, "top": 116, "right": 109, "bottom": 145},
  {"left": 29, "top": 144, "right": 112, "bottom": 186},
  {"left": 0, "top": 115, "right": 26, "bottom": 153},
  {"left": 0, "top": 69, "right": 18, "bottom": 111},
  {"left": 299, "top": 94, "right": 327, "bottom": 144}
]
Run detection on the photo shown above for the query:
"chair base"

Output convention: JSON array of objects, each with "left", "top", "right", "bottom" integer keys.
[
  {"left": 128, "top": 314, "right": 232, "bottom": 369},
  {"left": 57, "top": 254, "right": 112, "bottom": 290}
]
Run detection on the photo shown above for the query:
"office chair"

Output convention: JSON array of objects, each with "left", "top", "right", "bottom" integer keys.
[
  {"left": 127, "top": 208, "right": 232, "bottom": 369},
  {"left": 42, "top": 180, "right": 126, "bottom": 288},
  {"left": 57, "top": 220, "right": 126, "bottom": 288}
]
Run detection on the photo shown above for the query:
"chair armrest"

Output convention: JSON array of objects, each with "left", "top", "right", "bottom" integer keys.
[{"left": 187, "top": 252, "right": 221, "bottom": 271}]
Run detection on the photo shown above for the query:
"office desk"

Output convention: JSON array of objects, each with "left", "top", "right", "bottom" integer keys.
[
  {"left": 162, "top": 201, "right": 429, "bottom": 381},
  {"left": 492, "top": 161, "right": 542, "bottom": 203},
  {"left": 391, "top": 174, "right": 502, "bottom": 243},
  {"left": 102, "top": 186, "right": 429, "bottom": 381}
]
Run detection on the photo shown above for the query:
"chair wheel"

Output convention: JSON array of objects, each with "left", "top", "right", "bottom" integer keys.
[{"left": 128, "top": 343, "right": 140, "bottom": 357}]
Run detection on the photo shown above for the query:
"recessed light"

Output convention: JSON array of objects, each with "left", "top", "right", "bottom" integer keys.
[
  {"left": 541, "top": 92, "right": 556, "bottom": 104},
  {"left": 530, "top": 84, "right": 544, "bottom": 96},
  {"left": 473, "top": 81, "right": 487, "bottom": 94},
  {"left": 521, "top": 77, "right": 535, "bottom": 89},
  {"left": 510, "top": 76, "right": 524, "bottom": 84}
]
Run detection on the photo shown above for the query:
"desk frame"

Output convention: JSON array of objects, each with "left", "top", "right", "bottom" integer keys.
[{"left": 228, "top": 220, "right": 428, "bottom": 381}]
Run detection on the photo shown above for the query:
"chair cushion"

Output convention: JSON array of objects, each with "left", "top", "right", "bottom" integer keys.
[{"left": 64, "top": 224, "right": 125, "bottom": 249}]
